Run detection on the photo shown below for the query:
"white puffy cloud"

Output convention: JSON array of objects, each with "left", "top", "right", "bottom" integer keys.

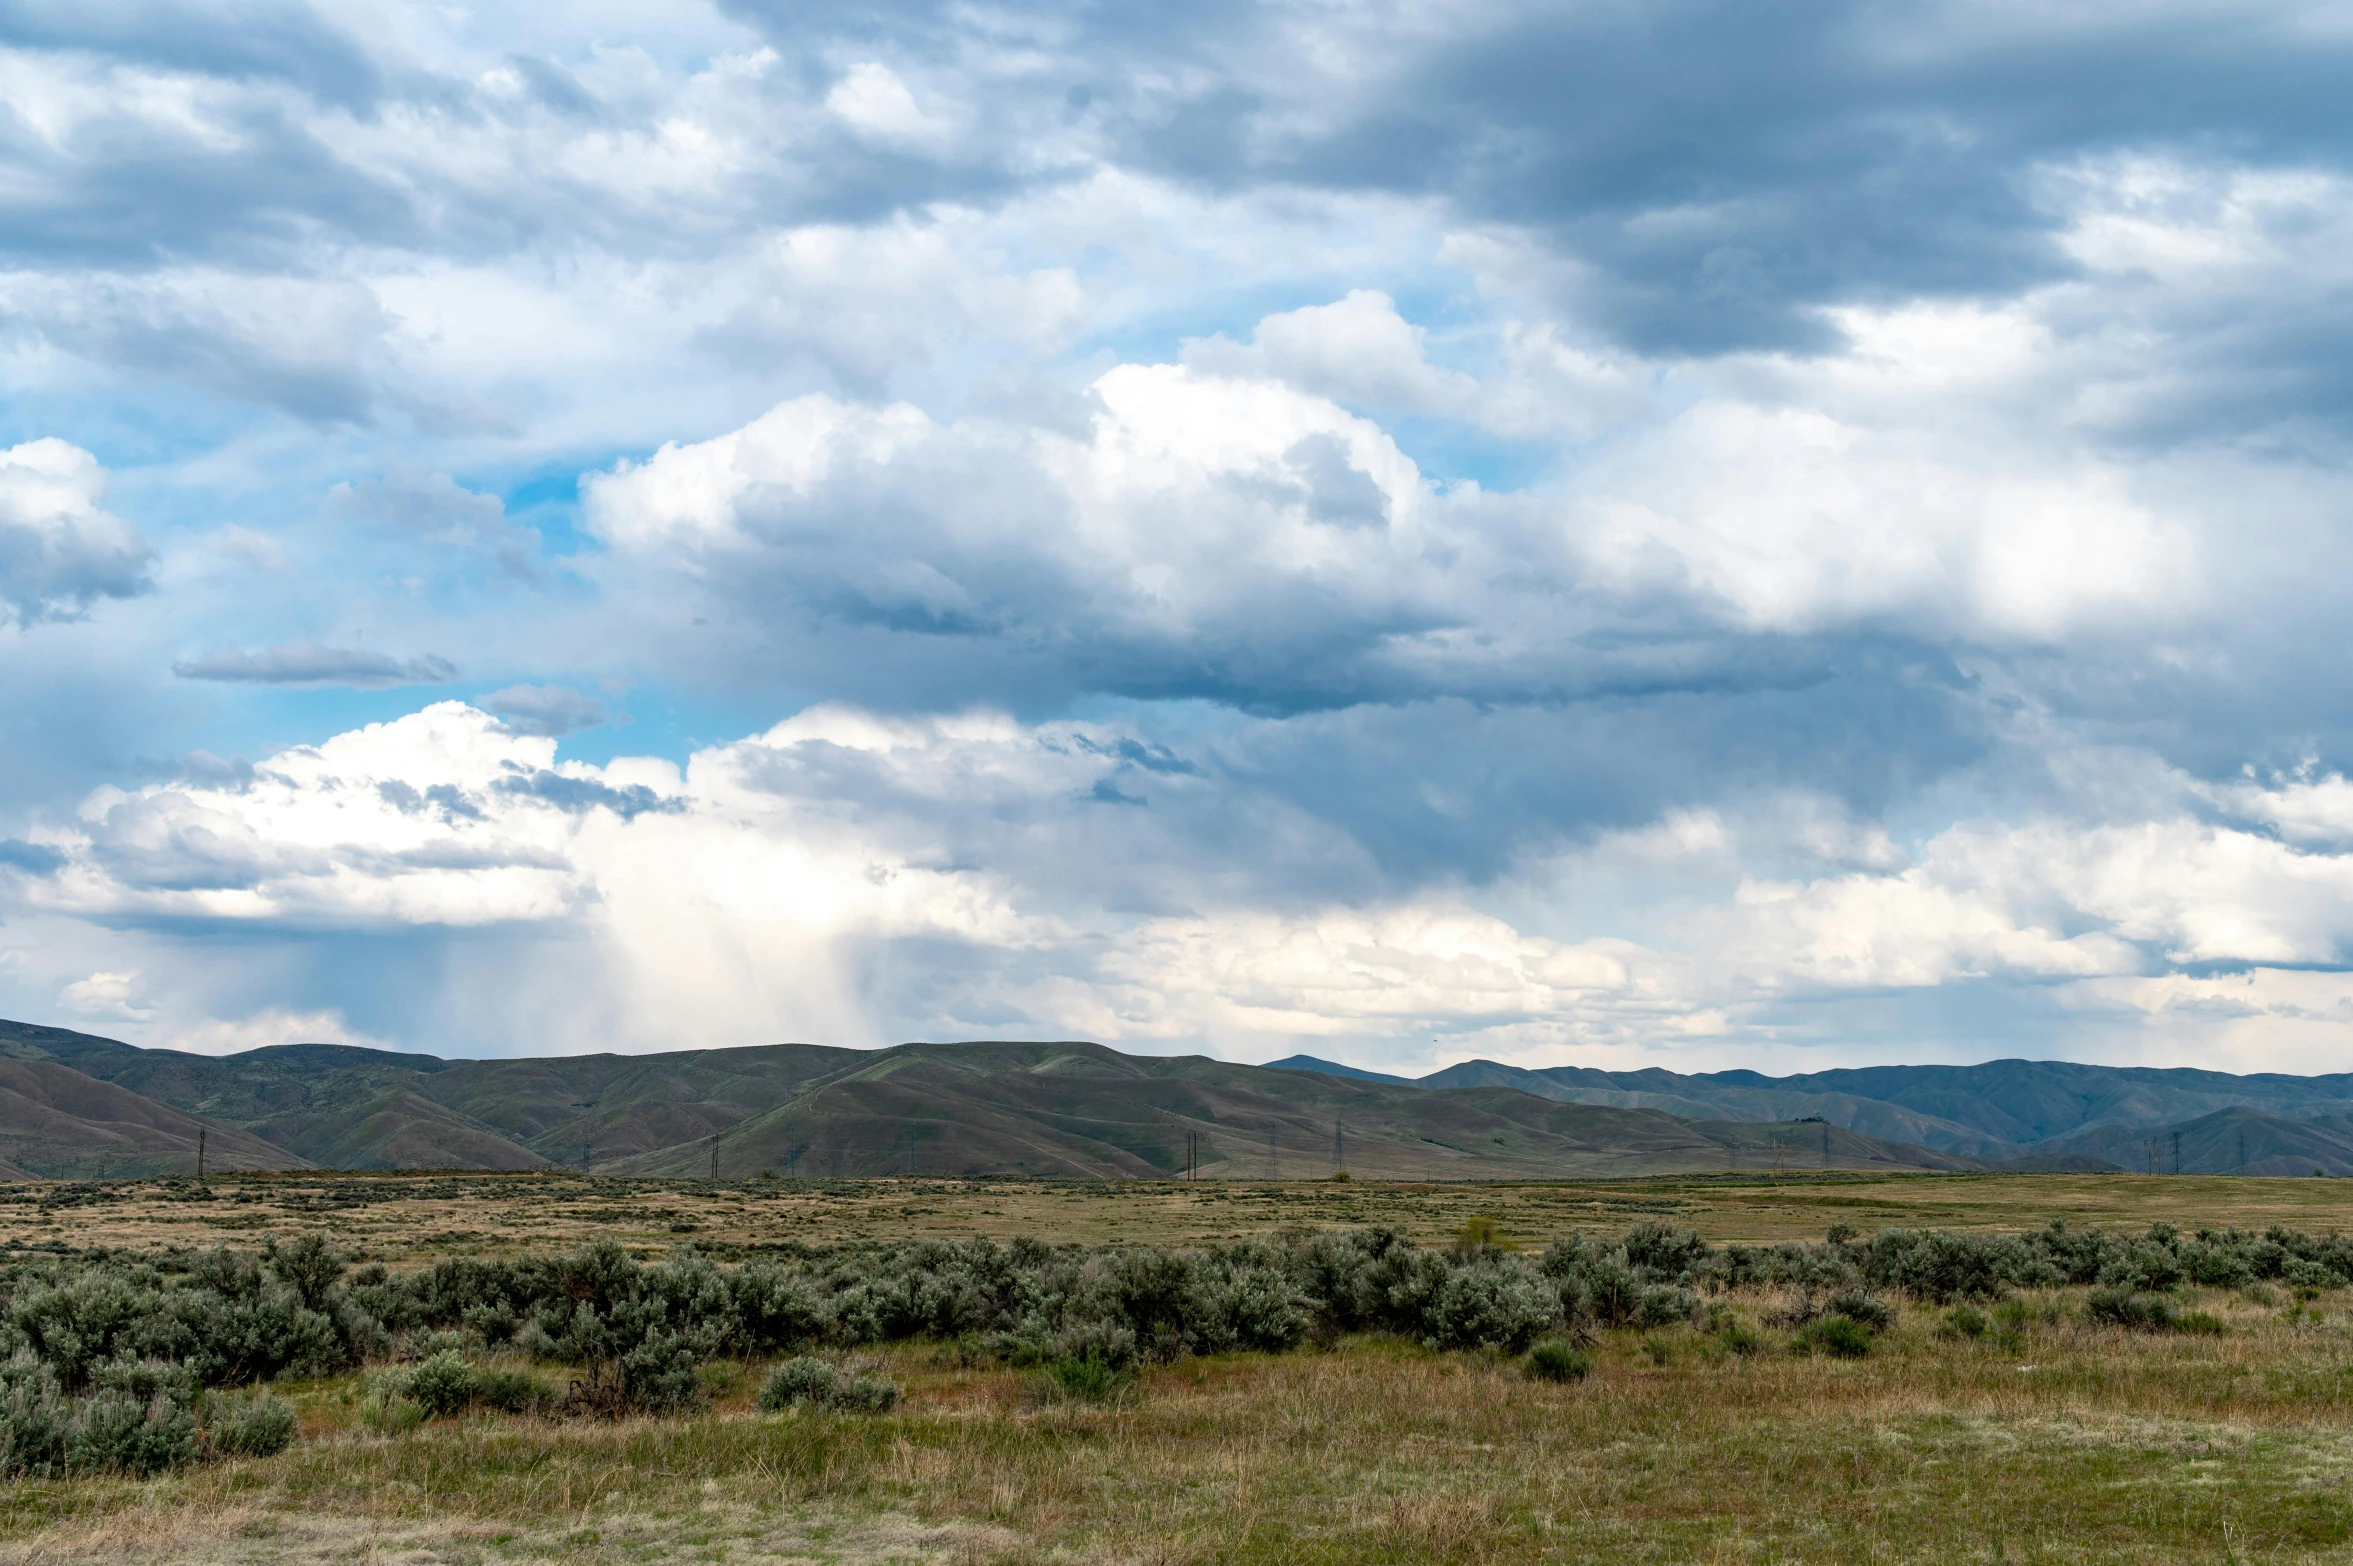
[
  {"left": 0, "top": 438, "right": 150, "bottom": 626},
  {"left": 58, "top": 970, "right": 157, "bottom": 1022},
  {"left": 16, "top": 696, "right": 2353, "bottom": 1071}
]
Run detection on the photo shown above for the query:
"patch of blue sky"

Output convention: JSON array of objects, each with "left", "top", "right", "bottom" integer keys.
[
  {"left": 1378, "top": 415, "right": 1559, "bottom": 495},
  {"left": 534, "top": 683, "right": 795, "bottom": 770},
  {"left": 0, "top": 374, "right": 273, "bottom": 474}
]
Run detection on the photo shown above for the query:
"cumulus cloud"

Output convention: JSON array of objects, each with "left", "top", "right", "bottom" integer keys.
[
  {"left": 0, "top": 438, "right": 150, "bottom": 626},
  {"left": 14, "top": 700, "right": 2353, "bottom": 1070},
  {"left": 58, "top": 970, "right": 156, "bottom": 1022},
  {"left": 579, "top": 318, "right": 2218, "bottom": 720},
  {"left": 173, "top": 640, "right": 459, "bottom": 687}
]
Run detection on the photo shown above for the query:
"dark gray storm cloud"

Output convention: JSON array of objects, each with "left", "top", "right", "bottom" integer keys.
[{"left": 703, "top": 0, "right": 2353, "bottom": 356}]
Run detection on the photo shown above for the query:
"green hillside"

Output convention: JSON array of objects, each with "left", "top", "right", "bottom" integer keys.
[
  {"left": 9, "top": 1016, "right": 2346, "bottom": 1179},
  {"left": 0, "top": 1022, "right": 1970, "bottom": 1178},
  {"left": 1303, "top": 1054, "right": 2353, "bottom": 1157}
]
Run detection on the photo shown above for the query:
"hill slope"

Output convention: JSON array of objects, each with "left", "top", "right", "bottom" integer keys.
[
  {"left": 0, "top": 1055, "right": 305, "bottom": 1177},
  {"left": 0, "top": 1022, "right": 1972, "bottom": 1179},
  {"left": 15, "top": 1018, "right": 2346, "bottom": 1180},
  {"left": 2024, "top": 1107, "right": 2353, "bottom": 1177},
  {"left": 1278, "top": 1053, "right": 2353, "bottom": 1161},
  {"left": 615, "top": 1041, "right": 1981, "bottom": 1180}
]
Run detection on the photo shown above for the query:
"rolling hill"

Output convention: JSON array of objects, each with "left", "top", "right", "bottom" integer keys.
[
  {"left": 0, "top": 1055, "right": 305, "bottom": 1178},
  {"left": 2021, "top": 1106, "right": 2353, "bottom": 1177},
  {"left": 0, "top": 1020, "right": 1976, "bottom": 1179},
  {"left": 2, "top": 1015, "right": 2345, "bottom": 1179},
  {"left": 1277, "top": 1054, "right": 2353, "bottom": 1166}
]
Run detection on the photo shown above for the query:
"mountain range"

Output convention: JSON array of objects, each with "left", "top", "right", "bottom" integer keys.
[{"left": 0, "top": 1015, "right": 2345, "bottom": 1179}]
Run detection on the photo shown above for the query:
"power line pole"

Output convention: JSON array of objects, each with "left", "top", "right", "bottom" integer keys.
[
  {"left": 710, "top": 1134, "right": 719, "bottom": 1180},
  {"left": 2173, "top": 1130, "right": 2183, "bottom": 1174},
  {"left": 1822, "top": 1123, "right": 1830, "bottom": 1170},
  {"left": 1267, "top": 1124, "right": 1280, "bottom": 1181},
  {"left": 196, "top": 1128, "right": 206, "bottom": 1183},
  {"left": 1333, "top": 1119, "right": 1345, "bottom": 1176}
]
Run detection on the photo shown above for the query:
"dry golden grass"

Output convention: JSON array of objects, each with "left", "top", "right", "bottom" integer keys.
[{"left": 6, "top": 1169, "right": 2350, "bottom": 1261}]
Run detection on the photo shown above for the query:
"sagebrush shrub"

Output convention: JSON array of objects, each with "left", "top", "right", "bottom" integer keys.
[
  {"left": 1795, "top": 1317, "right": 1873, "bottom": 1359},
  {"left": 2085, "top": 1288, "right": 2178, "bottom": 1332},
  {"left": 758, "top": 1355, "right": 899, "bottom": 1413},
  {"left": 1941, "top": 1304, "right": 1988, "bottom": 1340},
  {"left": 208, "top": 1393, "right": 297, "bottom": 1458},
  {"left": 403, "top": 1351, "right": 477, "bottom": 1418},
  {"left": 1041, "top": 1350, "right": 1124, "bottom": 1403},
  {"left": 1524, "top": 1340, "right": 1592, "bottom": 1382},
  {"left": 759, "top": 1355, "right": 836, "bottom": 1411},
  {"left": 1825, "top": 1292, "right": 1894, "bottom": 1334}
]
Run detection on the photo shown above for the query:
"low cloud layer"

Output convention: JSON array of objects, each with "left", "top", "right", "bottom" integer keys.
[{"left": 6, "top": 701, "right": 2352, "bottom": 1072}]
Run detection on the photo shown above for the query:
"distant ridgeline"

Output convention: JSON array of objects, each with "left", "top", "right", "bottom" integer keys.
[{"left": 0, "top": 1017, "right": 2348, "bottom": 1180}]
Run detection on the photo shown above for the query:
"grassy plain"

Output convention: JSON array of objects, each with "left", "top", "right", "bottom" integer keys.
[
  {"left": 7, "top": 1168, "right": 2352, "bottom": 1258},
  {"left": 5, "top": 1172, "right": 2353, "bottom": 1563}
]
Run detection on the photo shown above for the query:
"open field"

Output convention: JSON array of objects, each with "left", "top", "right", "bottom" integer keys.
[
  {"left": 4, "top": 1286, "right": 2353, "bottom": 1563},
  {"left": 3, "top": 1169, "right": 2350, "bottom": 1260},
  {"left": 4, "top": 1174, "right": 2353, "bottom": 1562}
]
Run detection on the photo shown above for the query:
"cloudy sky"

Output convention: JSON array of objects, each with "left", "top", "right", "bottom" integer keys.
[{"left": 3, "top": 0, "right": 2353, "bottom": 1074}]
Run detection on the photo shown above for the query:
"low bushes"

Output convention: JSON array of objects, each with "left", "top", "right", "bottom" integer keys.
[
  {"left": 1525, "top": 1340, "right": 1593, "bottom": 1382},
  {"left": 0, "top": 1209, "right": 2324, "bottom": 1475},
  {"left": 1794, "top": 1316, "right": 1874, "bottom": 1358},
  {"left": 384, "top": 1350, "right": 561, "bottom": 1419},
  {"left": 1034, "top": 1350, "right": 1125, "bottom": 1404},
  {"left": 757, "top": 1356, "right": 900, "bottom": 1413},
  {"left": 0, "top": 1352, "right": 296, "bottom": 1478}
]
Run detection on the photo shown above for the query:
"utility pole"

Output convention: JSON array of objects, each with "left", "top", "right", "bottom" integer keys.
[
  {"left": 580, "top": 1138, "right": 591, "bottom": 1175},
  {"left": 710, "top": 1134, "right": 719, "bottom": 1180},
  {"left": 1822, "top": 1123, "right": 1830, "bottom": 1170},
  {"left": 196, "top": 1128, "right": 206, "bottom": 1183},
  {"left": 2173, "top": 1130, "right": 2182, "bottom": 1175},
  {"left": 1268, "top": 1124, "right": 1280, "bottom": 1181},
  {"left": 1333, "top": 1119, "right": 1346, "bottom": 1176}
]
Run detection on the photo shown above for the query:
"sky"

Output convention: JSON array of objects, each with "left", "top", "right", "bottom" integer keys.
[{"left": 4, "top": 0, "right": 2353, "bottom": 1076}]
